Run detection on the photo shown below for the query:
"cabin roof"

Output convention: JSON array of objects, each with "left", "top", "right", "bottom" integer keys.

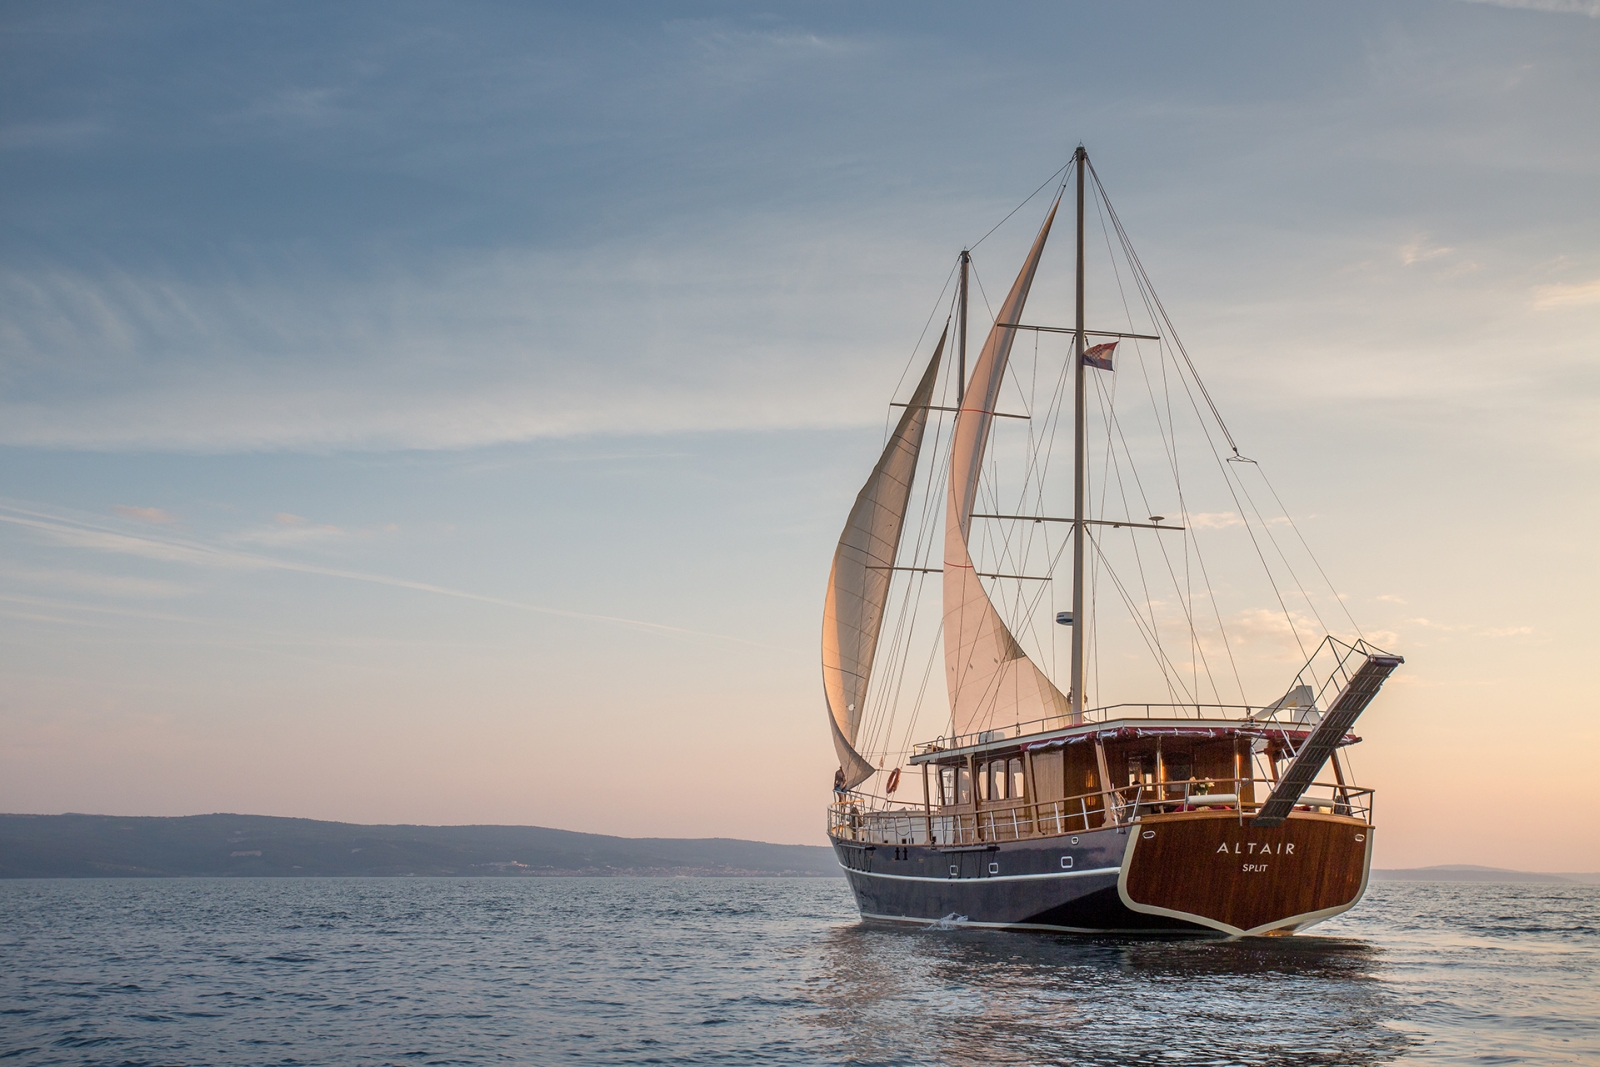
[{"left": 908, "top": 716, "right": 1359, "bottom": 765}]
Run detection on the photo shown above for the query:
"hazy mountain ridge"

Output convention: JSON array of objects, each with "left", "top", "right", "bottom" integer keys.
[
  {"left": 0, "top": 814, "right": 842, "bottom": 878},
  {"left": 5, "top": 815, "right": 1593, "bottom": 882},
  {"left": 1370, "top": 865, "right": 1600, "bottom": 884}
]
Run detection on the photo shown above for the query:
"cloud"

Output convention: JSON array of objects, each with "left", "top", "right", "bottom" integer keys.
[
  {"left": 0, "top": 503, "right": 786, "bottom": 650},
  {"left": 0, "top": 567, "right": 191, "bottom": 600},
  {"left": 1376, "top": 594, "right": 1407, "bottom": 604},
  {"left": 229, "top": 514, "right": 349, "bottom": 548},
  {"left": 0, "top": 218, "right": 948, "bottom": 452},
  {"left": 1399, "top": 237, "right": 1454, "bottom": 265},
  {"left": 1189, "top": 512, "right": 1244, "bottom": 529},
  {"left": 1479, "top": 625, "right": 1533, "bottom": 637},
  {"left": 111, "top": 505, "right": 178, "bottom": 524},
  {"left": 1455, "top": 0, "right": 1600, "bottom": 15},
  {"left": 1533, "top": 278, "right": 1600, "bottom": 308}
]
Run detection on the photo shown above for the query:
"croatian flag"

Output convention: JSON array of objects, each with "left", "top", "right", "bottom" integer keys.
[{"left": 1084, "top": 341, "right": 1117, "bottom": 371}]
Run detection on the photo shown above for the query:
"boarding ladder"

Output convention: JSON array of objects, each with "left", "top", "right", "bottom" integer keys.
[{"left": 1252, "top": 651, "right": 1404, "bottom": 827}]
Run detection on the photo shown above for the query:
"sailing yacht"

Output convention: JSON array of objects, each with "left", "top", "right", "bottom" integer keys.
[{"left": 822, "top": 147, "right": 1401, "bottom": 936}]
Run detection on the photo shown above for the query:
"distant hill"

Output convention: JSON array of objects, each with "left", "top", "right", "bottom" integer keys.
[
  {"left": 0, "top": 813, "right": 842, "bottom": 878},
  {"left": 1371, "top": 864, "right": 1597, "bottom": 884}
]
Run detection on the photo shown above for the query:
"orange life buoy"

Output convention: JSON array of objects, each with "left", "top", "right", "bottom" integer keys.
[{"left": 885, "top": 767, "right": 901, "bottom": 794}]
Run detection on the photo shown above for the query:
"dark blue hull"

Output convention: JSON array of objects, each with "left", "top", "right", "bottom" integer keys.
[{"left": 831, "top": 827, "right": 1202, "bottom": 933}]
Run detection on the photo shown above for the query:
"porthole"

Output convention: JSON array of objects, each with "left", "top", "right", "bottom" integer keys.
[
  {"left": 1060, "top": 855, "right": 1074, "bottom": 869},
  {"left": 1354, "top": 833, "right": 1366, "bottom": 842},
  {"left": 949, "top": 864, "right": 959, "bottom": 877},
  {"left": 1070, "top": 836, "right": 1079, "bottom": 845},
  {"left": 988, "top": 862, "right": 1000, "bottom": 875},
  {"left": 1142, "top": 830, "right": 1155, "bottom": 840}
]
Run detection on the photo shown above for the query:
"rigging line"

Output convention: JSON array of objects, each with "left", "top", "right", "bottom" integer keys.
[
  {"left": 969, "top": 160, "right": 1074, "bottom": 253},
  {"left": 967, "top": 258, "right": 996, "bottom": 324},
  {"left": 1252, "top": 464, "right": 1366, "bottom": 640},
  {"left": 1092, "top": 179, "right": 1179, "bottom": 483},
  {"left": 1085, "top": 531, "right": 1195, "bottom": 705},
  {"left": 877, "top": 509, "right": 949, "bottom": 757},
  {"left": 881, "top": 398, "right": 959, "bottom": 747},
  {"left": 1119, "top": 361, "right": 1243, "bottom": 708},
  {"left": 1097, "top": 373, "right": 1227, "bottom": 706},
  {"left": 1229, "top": 465, "right": 1332, "bottom": 637},
  {"left": 1088, "top": 349, "right": 1206, "bottom": 696},
  {"left": 886, "top": 259, "right": 961, "bottom": 426},
  {"left": 1138, "top": 336, "right": 1242, "bottom": 704},
  {"left": 861, "top": 414, "right": 945, "bottom": 766},
  {"left": 896, "top": 614, "right": 948, "bottom": 767},
  {"left": 1090, "top": 178, "right": 1303, "bottom": 677},
  {"left": 877, "top": 568, "right": 934, "bottom": 769},
  {"left": 1095, "top": 374, "right": 1171, "bottom": 678},
  {"left": 867, "top": 533, "right": 933, "bottom": 764},
  {"left": 1089, "top": 160, "right": 1244, "bottom": 458},
  {"left": 868, "top": 396, "right": 958, "bottom": 763},
  {"left": 1091, "top": 183, "right": 1216, "bottom": 706}
]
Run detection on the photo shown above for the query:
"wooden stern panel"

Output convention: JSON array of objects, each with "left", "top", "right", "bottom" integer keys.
[{"left": 1117, "top": 810, "right": 1372, "bottom": 936}]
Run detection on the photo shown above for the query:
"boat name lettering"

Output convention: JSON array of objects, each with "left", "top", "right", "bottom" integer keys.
[
  {"left": 1243, "top": 863, "right": 1268, "bottom": 873},
  {"left": 1214, "top": 842, "right": 1295, "bottom": 855}
]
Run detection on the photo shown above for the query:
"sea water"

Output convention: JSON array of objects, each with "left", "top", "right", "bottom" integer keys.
[{"left": 1, "top": 878, "right": 1595, "bottom": 1066}]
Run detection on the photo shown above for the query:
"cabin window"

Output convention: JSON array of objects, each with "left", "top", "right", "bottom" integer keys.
[
  {"left": 1127, "top": 754, "right": 1156, "bottom": 786},
  {"left": 940, "top": 767, "right": 957, "bottom": 807},
  {"left": 985, "top": 760, "right": 1011, "bottom": 801},
  {"left": 957, "top": 766, "right": 972, "bottom": 805},
  {"left": 1009, "top": 758, "right": 1025, "bottom": 801},
  {"left": 1166, "top": 754, "right": 1193, "bottom": 784}
]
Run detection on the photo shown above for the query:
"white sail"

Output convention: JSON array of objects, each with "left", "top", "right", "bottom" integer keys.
[
  {"left": 822, "top": 330, "right": 946, "bottom": 788},
  {"left": 943, "top": 201, "right": 1072, "bottom": 738}
]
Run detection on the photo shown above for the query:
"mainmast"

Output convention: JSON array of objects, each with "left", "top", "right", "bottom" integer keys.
[
  {"left": 1070, "top": 145, "right": 1087, "bottom": 723},
  {"left": 957, "top": 250, "right": 970, "bottom": 405}
]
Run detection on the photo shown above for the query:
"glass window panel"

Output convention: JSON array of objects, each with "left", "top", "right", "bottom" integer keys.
[{"left": 1010, "top": 758, "right": 1025, "bottom": 800}]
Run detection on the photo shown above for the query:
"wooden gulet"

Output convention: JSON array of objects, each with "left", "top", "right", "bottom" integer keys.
[{"left": 821, "top": 147, "right": 1402, "bottom": 936}]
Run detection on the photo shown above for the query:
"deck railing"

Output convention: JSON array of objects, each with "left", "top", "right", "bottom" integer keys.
[
  {"left": 828, "top": 778, "right": 1374, "bottom": 846},
  {"left": 913, "top": 704, "right": 1323, "bottom": 758}
]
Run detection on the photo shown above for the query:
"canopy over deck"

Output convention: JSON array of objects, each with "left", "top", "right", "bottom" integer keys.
[{"left": 908, "top": 706, "right": 1361, "bottom": 766}]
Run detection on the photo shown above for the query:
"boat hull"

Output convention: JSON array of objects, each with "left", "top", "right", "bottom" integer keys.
[{"left": 832, "top": 810, "right": 1372, "bottom": 936}]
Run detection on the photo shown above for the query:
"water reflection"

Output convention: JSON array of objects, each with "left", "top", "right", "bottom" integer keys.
[{"left": 807, "top": 923, "right": 1411, "bottom": 1066}]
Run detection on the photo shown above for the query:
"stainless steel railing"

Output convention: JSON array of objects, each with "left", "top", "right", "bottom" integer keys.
[{"left": 828, "top": 777, "right": 1373, "bottom": 845}]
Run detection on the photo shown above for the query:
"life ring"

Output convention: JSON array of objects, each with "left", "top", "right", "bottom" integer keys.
[{"left": 885, "top": 768, "right": 902, "bottom": 794}]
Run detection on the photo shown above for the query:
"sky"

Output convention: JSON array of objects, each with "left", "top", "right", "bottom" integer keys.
[{"left": 1, "top": 0, "right": 1597, "bottom": 869}]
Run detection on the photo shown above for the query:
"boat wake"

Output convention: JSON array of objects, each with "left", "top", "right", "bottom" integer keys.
[{"left": 925, "top": 913, "right": 968, "bottom": 931}]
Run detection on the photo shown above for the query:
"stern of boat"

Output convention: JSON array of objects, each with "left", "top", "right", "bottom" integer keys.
[{"left": 1116, "top": 809, "right": 1373, "bottom": 936}]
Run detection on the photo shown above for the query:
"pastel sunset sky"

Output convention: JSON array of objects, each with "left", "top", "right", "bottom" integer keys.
[{"left": 2, "top": 0, "right": 1597, "bottom": 869}]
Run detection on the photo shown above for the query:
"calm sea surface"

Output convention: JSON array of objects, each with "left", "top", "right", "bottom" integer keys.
[{"left": 1, "top": 878, "right": 1596, "bottom": 1066}]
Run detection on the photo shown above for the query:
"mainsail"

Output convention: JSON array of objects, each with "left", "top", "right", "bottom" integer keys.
[
  {"left": 943, "top": 200, "right": 1072, "bottom": 738},
  {"left": 822, "top": 329, "right": 946, "bottom": 788}
]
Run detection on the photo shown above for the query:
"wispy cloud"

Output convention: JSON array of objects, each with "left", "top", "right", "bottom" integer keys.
[
  {"left": 227, "top": 513, "right": 351, "bottom": 548},
  {"left": 1399, "top": 237, "right": 1454, "bottom": 265},
  {"left": 0, "top": 503, "right": 786, "bottom": 650},
  {"left": 0, "top": 220, "right": 940, "bottom": 452},
  {"left": 1532, "top": 278, "right": 1600, "bottom": 308},
  {"left": 1479, "top": 625, "right": 1534, "bottom": 637},
  {"left": 1455, "top": 0, "right": 1600, "bottom": 16},
  {"left": 1189, "top": 512, "right": 1243, "bottom": 530},
  {"left": 112, "top": 505, "right": 178, "bottom": 524},
  {"left": 0, "top": 566, "right": 191, "bottom": 600}
]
